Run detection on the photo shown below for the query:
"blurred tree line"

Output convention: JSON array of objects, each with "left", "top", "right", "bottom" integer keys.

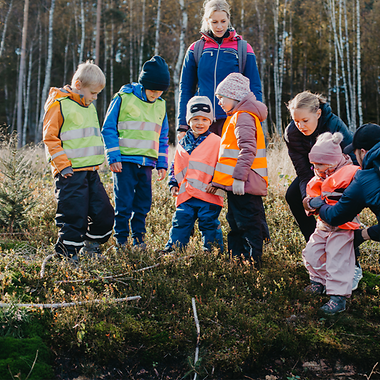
[{"left": 0, "top": 0, "right": 379, "bottom": 145}]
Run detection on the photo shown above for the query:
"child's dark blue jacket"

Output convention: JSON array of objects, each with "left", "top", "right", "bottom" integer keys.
[{"left": 102, "top": 83, "right": 169, "bottom": 170}]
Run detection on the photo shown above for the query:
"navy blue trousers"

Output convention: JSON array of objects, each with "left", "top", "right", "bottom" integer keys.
[
  {"left": 54, "top": 171, "right": 114, "bottom": 256},
  {"left": 226, "top": 192, "right": 269, "bottom": 262},
  {"left": 113, "top": 162, "right": 152, "bottom": 245},
  {"left": 165, "top": 197, "right": 223, "bottom": 251}
]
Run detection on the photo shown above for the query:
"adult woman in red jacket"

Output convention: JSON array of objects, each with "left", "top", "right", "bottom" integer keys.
[{"left": 177, "top": 0, "right": 262, "bottom": 137}]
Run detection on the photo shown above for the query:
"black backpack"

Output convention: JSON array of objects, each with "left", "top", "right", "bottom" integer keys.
[{"left": 193, "top": 37, "right": 248, "bottom": 73}]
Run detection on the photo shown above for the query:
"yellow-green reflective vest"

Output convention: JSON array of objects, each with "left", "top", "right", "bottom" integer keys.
[
  {"left": 117, "top": 92, "right": 166, "bottom": 159},
  {"left": 59, "top": 97, "right": 104, "bottom": 168}
]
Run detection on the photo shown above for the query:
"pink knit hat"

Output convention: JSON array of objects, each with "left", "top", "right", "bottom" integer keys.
[
  {"left": 309, "top": 132, "right": 344, "bottom": 165},
  {"left": 215, "top": 73, "right": 251, "bottom": 101}
]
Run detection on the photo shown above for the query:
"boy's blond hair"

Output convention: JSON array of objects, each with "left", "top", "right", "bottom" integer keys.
[{"left": 71, "top": 60, "right": 106, "bottom": 88}]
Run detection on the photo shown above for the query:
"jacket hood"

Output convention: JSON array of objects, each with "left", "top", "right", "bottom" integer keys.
[
  {"left": 227, "top": 92, "right": 268, "bottom": 122},
  {"left": 44, "top": 85, "right": 86, "bottom": 112},
  {"left": 362, "top": 141, "right": 380, "bottom": 171}
]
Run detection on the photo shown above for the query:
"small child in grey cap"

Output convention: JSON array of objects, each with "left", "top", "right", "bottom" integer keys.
[{"left": 162, "top": 96, "right": 225, "bottom": 253}]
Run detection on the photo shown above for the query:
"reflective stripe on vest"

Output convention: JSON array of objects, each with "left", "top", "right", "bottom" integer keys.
[
  {"left": 174, "top": 134, "right": 224, "bottom": 207},
  {"left": 59, "top": 97, "right": 104, "bottom": 168},
  {"left": 117, "top": 92, "right": 166, "bottom": 159},
  {"left": 212, "top": 111, "right": 268, "bottom": 187},
  {"left": 307, "top": 164, "right": 360, "bottom": 230}
]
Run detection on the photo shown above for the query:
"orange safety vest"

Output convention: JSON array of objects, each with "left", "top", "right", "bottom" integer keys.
[
  {"left": 307, "top": 164, "right": 360, "bottom": 230},
  {"left": 212, "top": 111, "right": 268, "bottom": 187},
  {"left": 174, "top": 133, "right": 224, "bottom": 207}
]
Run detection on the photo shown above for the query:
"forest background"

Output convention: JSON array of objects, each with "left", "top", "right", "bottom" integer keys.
[{"left": 1, "top": 0, "right": 380, "bottom": 146}]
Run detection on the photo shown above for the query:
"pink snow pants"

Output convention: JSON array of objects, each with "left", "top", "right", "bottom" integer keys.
[{"left": 302, "top": 224, "right": 355, "bottom": 297}]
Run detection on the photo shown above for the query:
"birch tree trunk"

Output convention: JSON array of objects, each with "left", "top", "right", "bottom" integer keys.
[
  {"left": 79, "top": 0, "right": 85, "bottom": 63},
  {"left": 273, "top": 0, "right": 280, "bottom": 133},
  {"left": 154, "top": 0, "right": 162, "bottom": 55},
  {"left": 328, "top": 23, "right": 333, "bottom": 104},
  {"left": 22, "top": 43, "right": 33, "bottom": 146},
  {"left": 254, "top": 0, "right": 268, "bottom": 135},
  {"left": 95, "top": 0, "right": 102, "bottom": 65},
  {"left": 0, "top": 0, "right": 13, "bottom": 58},
  {"left": 344, "top": 0, "right": 355, "bottom": 130},
  {"left": 129, "top": 0, "right": 133, "bottom": 82},
  {"left": 139, "top": 0, "right": 146, "bottom": 70},
  {"left": 17, "top": 0, "right": 29, "bottom": 148},
  {"left": 356, "top": 0, "right": 363, "bottom": 125},
  {"left": 36, "top": 0, "right": 55, "bottom": 143},
  {"left": 110, "top": 1, "right": 115, "bottom": 99},
  {"left": 329, "top": 0, "right": 341, "bottom": 118},
  {"left": 240, "top": 0, "right": 245, "bottom": 36},
  {"left": 273, "top": 0, "right": 287, "bottom": 135},
  {"left": 173, "top": 0, "right": 188, "bottom": 143},
  {"left": 338, "top": 0, "right": 351, "bottom": 127},
  {"left": 103, "top": 20, "right": 108, "bottom": 119},
  {"left": 35, "top": 16, "right": 42, "bottom": 135}
]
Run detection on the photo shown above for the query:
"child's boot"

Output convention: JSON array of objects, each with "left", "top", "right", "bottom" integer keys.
[
  {"left": 319, "top": 295, "right": 346, "bottom": 315},
  {"left": 79, "top": 240, "right": 104, "bottom": 259},
  {"left": 132, "top": 234, "right": 146, "bottom": 251},
  {"left": 304, "top": 281, "right": 325, "bottom": 295}
]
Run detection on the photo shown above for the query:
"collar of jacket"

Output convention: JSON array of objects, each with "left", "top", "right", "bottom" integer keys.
[
  {"left": 200, "top": 28, "right": 240, "bottom": 44},
  {"left": 362, "top": 141, "right": 380, "bottom": 170},
  {"left": 118, "top": 82, "right": 163, "bottom": 103}
]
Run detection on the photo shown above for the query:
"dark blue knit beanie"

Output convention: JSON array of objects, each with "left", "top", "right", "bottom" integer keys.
[{"left": 138, "top": 56, "right": 170, "bottom": 91}]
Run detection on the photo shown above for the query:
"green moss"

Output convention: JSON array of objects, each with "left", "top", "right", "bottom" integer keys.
[{"left": 0, "top": 337, "right": 53, "bottom": 380}]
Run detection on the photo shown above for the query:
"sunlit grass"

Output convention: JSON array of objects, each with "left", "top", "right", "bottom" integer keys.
[{"left": 0, "top": 138, "right": 379, "bottom": 379}]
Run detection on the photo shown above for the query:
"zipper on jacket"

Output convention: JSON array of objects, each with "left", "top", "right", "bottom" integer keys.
[{"left": 213, "top": 43, "right": 221, "bottom": 123}]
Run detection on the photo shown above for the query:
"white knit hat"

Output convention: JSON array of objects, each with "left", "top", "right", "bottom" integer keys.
[
  {"left": 186, "top": 96, "right": 213, "bottom": 124},
  {"left": 309, "top": 132, "right": 344, "bottom": 165},
  {"left": 215, "top": 73, "right": 251, "bottom": 101}
]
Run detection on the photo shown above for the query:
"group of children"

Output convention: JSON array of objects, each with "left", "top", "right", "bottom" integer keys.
[{"left": 43, "top": 57, "right": 361, "bottom": 316}]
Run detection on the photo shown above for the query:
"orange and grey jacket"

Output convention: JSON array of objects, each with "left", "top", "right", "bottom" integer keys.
[
  {"left": 307, "top": 164, "right": 360, "bottom": 230},
  {"left": 43, "top": 85, "right": 104, "bottom": 177},
  {"left": 174, "top": 133, "right": 224, "bottom": 207},
  {"left": 212, "top": 92, "right": 268, "bottom": 196}
]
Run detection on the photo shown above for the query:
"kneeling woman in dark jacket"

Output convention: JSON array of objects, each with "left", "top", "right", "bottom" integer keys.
[{"left": 284, "top": 91, "right": 355, "bottom": 242}]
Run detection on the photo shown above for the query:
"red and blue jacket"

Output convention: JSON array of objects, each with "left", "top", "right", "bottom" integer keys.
[{"left": 178, "top": 29, "right": 262, "bottom": 130}]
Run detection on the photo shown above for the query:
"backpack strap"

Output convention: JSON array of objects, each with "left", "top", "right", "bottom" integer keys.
[
  {"left": 193, "top": 39, "right": 205, "bottom": 67},
  {"left": 237, "top": 38, "right": 248, "bottom": 73},
  {"left": 194, "top": 37, "right": 247, "bottom": 73}
]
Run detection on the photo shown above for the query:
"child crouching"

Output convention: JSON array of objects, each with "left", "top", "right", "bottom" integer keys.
[
  {"left": 162, "top": 96, "right": 224, "bottom": 252},
  {"left": 302, "top": 132, "right": 360, "bottom": 315},
  {"left": 211, "top": 73, "right": 269, "bottom": 268}
]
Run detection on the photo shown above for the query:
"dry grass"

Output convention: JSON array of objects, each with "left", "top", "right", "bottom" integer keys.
[{"left": 0, "top": 137, "right": 380, "bottom": 380}]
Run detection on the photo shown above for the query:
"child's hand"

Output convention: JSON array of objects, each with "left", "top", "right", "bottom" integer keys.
[
  {"left": 302, "top": 196, "right": 315, "bottom": 211},
  {"left": 206, "top": 184, "right": 217, "bottom": 194},
  {"left": 110, "top": 162, "right": 122, "bottom": 172},
  {"left": 157, "top": 169, "right": 166, "bottom": 181},
  {"left": 171, "top": 186, "right": 179, "bottom": 197},
  {"left": 177, "top": 131, "right": 186, "bottom": 141}
]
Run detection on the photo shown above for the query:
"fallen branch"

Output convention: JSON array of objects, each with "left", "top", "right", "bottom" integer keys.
[
  {"left": 192, "top": 297, "right": 201, "bottom": 380},
  {"left": 365, "top": 362, "right": 379, "bottom": 380},
  {"left": 40, "top": 252, "right": 58, "bottom": 278},
  {"left": 53, "top": 254, "right": 195, "bottom": 284},
  {"left": 0, "top": 295, "right": 141, "bottom": 309}
]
